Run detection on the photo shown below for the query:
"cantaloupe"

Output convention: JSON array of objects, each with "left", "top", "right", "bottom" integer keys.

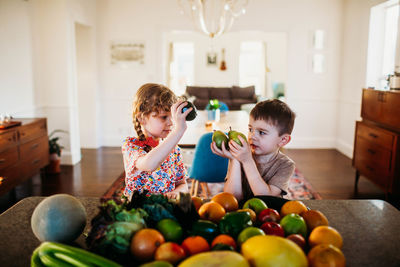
[{"left": 31, "top": 194, "right": 87, "bottom": 242}]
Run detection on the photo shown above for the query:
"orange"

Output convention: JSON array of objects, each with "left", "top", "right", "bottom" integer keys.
[
  {"left": 301, "top": 210, "right": 329, "bottom": 231},
  {"left": 181, "top": 236, "right": 210, "bottom": 256},
  {"left": 192, "top": 196, "right": 203, "bottom": 211},
  {"left": 211, "top": 234, "right": 237, "bottom": 250},
  {"left": 211, "top": 192, "right": 239, "bottom": 212},
  {"left": 280, "top": 200, "right": 308, "bottom": 217},
  {"left": 307, "top": 244, "right": 346, "bottom": 267},
  {"left": 130, "top": 228, "right": 165, "bottom": 262},
  {"left": 308, "top": 226, "right": 343, "bottom": 249},
  {"left": 198, "top": 201, "right": 226, "bottom": 223}
]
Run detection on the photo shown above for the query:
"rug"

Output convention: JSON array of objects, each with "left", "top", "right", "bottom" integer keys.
[{"left": 101, "top": 168, "right": 322, "bottom": 201}]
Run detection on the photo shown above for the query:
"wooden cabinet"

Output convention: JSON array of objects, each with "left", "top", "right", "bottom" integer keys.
[
  {"left": 0, "top": 118, "right": 49, "bottom": 196},
  {"left": 353, "top": 89, "right": 400, "bottom": 197}
]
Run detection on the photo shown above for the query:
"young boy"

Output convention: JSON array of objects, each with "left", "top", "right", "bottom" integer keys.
[{"left": 210, "top": 99, "right": 296, "bottom": 201}]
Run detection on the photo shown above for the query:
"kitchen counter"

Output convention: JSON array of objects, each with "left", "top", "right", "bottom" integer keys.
[{"left": 0, "top": 197, "right": 399, "bottom": 266}]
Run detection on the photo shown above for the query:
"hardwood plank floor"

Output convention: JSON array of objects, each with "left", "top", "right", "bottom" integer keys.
[{"left": 0, "top": 147, "right": 397, "bottom": 213}]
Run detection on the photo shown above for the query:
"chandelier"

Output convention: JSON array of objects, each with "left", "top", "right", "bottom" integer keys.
[{"left": 178, "top": 0, "right": 248, "bottom": 38}]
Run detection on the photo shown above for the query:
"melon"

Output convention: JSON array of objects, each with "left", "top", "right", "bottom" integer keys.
[{"left": 31, "top": 194, "right": 87, "bottom": 242}]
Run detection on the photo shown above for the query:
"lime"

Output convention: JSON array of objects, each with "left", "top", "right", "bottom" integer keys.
[{"left": 156, "top": 218, "right": 183, "bottom": 243}]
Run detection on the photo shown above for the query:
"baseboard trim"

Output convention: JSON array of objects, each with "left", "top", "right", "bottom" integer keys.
[
  {"left": 336, "top": 139, "right": 353, "bottom": 159},
  {"left": 61, "top": 150, "right": 81, "bottom": 165}
]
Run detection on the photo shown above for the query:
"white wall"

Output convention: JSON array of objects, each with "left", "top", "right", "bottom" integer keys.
[
  {"left": 337, "top": 0, "right": 386, "bottom": 158},
  {"left": 0, "top": 0, "right": 36, "bottom": 116}
]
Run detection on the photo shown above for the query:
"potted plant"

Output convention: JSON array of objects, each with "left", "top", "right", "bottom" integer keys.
[
  {"left": 47, "top": 129, "right": 68, "bottom": 174},
  {"left": 206, "top": 99, "right": 221, "bottom": 121}
]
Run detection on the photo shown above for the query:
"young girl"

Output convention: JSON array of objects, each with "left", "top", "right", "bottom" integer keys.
[{"left": 122, "top": 83, "right": 191, "bottom": 199}]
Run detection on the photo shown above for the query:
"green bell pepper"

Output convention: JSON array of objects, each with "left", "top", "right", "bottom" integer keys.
[
  {"left": 218, "top": 211, "right": 253, "bottom": 239},
  {"left": 190, "top": 219, "right": 219, "bottom": 243}
]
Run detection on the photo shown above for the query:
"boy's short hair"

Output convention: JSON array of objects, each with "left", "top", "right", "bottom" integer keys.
[{"left": 250, "top": 99, "right": 296, "bottom": 136}]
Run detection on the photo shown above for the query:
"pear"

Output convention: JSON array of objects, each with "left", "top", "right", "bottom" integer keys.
[
  {"left": 228, "top": 127, "right": 247, "bottom": 146},
  {"left": 182, "top": 101, "right": 197, "bottom": 121},
  {"left": 212, "top": 130, "right": 229, "bottom": 150}
]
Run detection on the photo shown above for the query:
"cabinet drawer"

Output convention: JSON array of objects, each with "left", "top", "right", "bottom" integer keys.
[
  {"left": 0, "top": 148, "right": 19, "bottom": 171},
  {"left": 354, "top": 137, "right": 392, "bottom": 173},
  {"left": 0, "top": 131, "right": 17, "bottom": 153},
  {"left": 19, "top": 136, "right": 49, "bottom": 162},
  {"left": 357, "top": 122, "right": 393, "bottom": 150},
  {"left": 354, "top": 155, "right": 390, "bottom": 190},
  {"left": 19, "top": 120, "right": 47, "bottom": 144},
  {"left": 19, "top": 153, "right": 49, "bottom": 179},
  {"left": 0, "top": 165, "right": 20, "bottom": 196}
]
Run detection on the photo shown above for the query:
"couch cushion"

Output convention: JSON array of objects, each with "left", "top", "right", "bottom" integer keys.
[
  {"left": 232, "top": 85, "right": 255, "bottom": 99},
  {"left": 187, "top": 86, "right": 209, "bottom": 99},
  {"left": 209, "top": 87, "right": 232, "bottom": 99}
]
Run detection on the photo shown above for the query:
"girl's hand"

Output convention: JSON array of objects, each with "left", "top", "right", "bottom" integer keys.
[
  {"left": 228, "top": 135, "right": 252, "bottom": 163},
  {"left": 210, "top": 141, "right": 234, "bottom": 160},
  {"left": 171, "top": 101, "right": 192, "bottom": 134},
  {"left": 166, "top": 191, "right": 179, "bottom": 199}
]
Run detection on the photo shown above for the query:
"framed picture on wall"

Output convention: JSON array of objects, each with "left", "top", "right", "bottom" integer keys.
[
  {"left": 207, "top": 52, "right": 217, "bottom": 66},
  {"left": 110, "top": 41, "right": 145, "bottom": 67}
]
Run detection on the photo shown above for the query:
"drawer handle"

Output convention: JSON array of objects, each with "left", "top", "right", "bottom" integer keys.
[
  {"left": 366, "top": 165, "right": 374, "bottom": 171},
  {"left": 32, "top": 159, "right": 40, "bottom": 165},
  {"left": 21, "top": 132, "right": 25, "bottom": 136},
  {"left": 368, "top": 133, "right": 378, "bottom": 138},
  {"left": 8, "top": 137, "right": 12, "bottom": 142},
  {"left": 367, "top": 149, "right": 376, "bottom": 155},
  {"left": 0, "top": 159, "right": 5, "bottom": 164},
  {"left": 31, "top": 143, "right": 39, "bottom": 149}
]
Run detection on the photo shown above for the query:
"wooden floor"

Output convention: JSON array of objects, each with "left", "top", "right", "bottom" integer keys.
[{"left": 0, "top": 147, "right": 397, "bottom": 213}]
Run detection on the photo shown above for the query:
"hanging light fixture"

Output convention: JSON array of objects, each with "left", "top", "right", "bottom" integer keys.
[{"left": 178, "top": 0, "right": 248, "bottom": 38}]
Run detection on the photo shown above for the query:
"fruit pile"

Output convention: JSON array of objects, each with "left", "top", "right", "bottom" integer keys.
[{"left": 85, "top": 192, "right": 345, "bottom": 267}]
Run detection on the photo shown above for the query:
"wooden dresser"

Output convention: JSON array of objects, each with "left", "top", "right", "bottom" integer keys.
[
  {"left": 353, "top": 89, "right": 400, "bottom": 198},
  {"left": 0, "top": 118, "right": 49, "bottom": 196}
]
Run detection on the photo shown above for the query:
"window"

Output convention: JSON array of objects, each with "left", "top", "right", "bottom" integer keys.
[
  {"left": 168, "top": 42, "right": 194, "bottom": 96},
  {"left": 239, "top": 41, "right": 265, "bottom": 96},
  {"left": 366, "top": 0, "right": 399, "bottom": 90}
]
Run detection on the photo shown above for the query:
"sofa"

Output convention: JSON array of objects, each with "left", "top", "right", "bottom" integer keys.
[{"left": 185, "top": 85, "right": 258, "bottom": 110}]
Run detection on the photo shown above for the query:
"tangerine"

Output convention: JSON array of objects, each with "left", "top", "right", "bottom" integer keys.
[
  {"left": 181, "top": 236, "right": 210, "bottom": 256},
  {"left": 191, "top": 196, "right": 203, "bottom": 211},
  {"left": 211, "top": 234, "right": 237, "bottom": 250},
  {"left": 307, "top": 244, "right": 345, "bottom": 267},
  {"left": 198, "top": 201, "right": 226, "bottom": 223},
  {"left": 308, "top": 226, "right": 343, "bottom": 249},
  {"left": 301, "top": 210, "right": 329, "bottom": 231},
  {"left": 280, "top": 200, "right": 308, "bottom": 217},
  {"left": 211, "top": 192, "right": 239, "bottom": 212},
  {"left": 130, "top": 228, "right": 165, "bottom": 262}
]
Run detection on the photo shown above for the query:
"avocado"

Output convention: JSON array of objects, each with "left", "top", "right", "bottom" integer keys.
[
  {"left": 212, "top": 130, "right": 229, "bottom": 150},
  {"left": 182, "top": 101, "right": 197, "bottom": 121},
  {"left": 228, "top": 128, "right": 247, "bottom": 146}
]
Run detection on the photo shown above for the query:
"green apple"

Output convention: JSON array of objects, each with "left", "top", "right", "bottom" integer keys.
[
  {"left": 242, "top": 198, "right": 268, "bottom": 215},
  {"left": 280, "top": 213, "right": 307, "bottom": 238},
  {"left": 237, "top": 226, "right": 265, "bottom": 247}
]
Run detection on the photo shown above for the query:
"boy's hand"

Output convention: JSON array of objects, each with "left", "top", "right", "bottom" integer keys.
[
  {"left": 171, "top": 101, "right": 192, "bottom": 134},
  {"left": 228, "top": 135, "right": 252, "bottom": 163},
  {"left": 210, "top": 141, "right": 234, "bottom": 159}
]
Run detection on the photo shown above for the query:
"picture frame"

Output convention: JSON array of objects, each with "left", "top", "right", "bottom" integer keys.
[
  {"left": 110, "top": 41, "right": 145, "bottom": 67},
  {"left": 207, "top": 52, "right": 217, "bottom": 66}
]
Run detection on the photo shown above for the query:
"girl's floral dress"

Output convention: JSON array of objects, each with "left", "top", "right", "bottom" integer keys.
[{"left": 122, "top": 136, "right": 187, "bottom": 197}]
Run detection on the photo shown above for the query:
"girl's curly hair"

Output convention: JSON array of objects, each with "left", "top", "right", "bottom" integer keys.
[{"left": 133, "top": 83, "right": 177, "bottom": 152}]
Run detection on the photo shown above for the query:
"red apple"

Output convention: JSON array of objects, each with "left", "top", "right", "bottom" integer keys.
[
  {"left": 257, "top": 208, "right": 281, "bottom": 224},
  {"left": 286, "top": 234, "right": 306, "bottom": 250},
  {"left": 154, "top": 242, "right": 186, "bottom": 265},
  {"left": 260, "top": 221, "right": 285, "bottom": 237}
]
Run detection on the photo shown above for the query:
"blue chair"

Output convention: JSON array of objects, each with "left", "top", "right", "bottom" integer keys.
[{"left": 189, "top": 132, "right": 229, "bottom": 198}]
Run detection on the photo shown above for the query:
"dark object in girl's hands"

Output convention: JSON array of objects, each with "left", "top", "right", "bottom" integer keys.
[{"left": 182, "top": 101, "right": 197, "bottom": 121}]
